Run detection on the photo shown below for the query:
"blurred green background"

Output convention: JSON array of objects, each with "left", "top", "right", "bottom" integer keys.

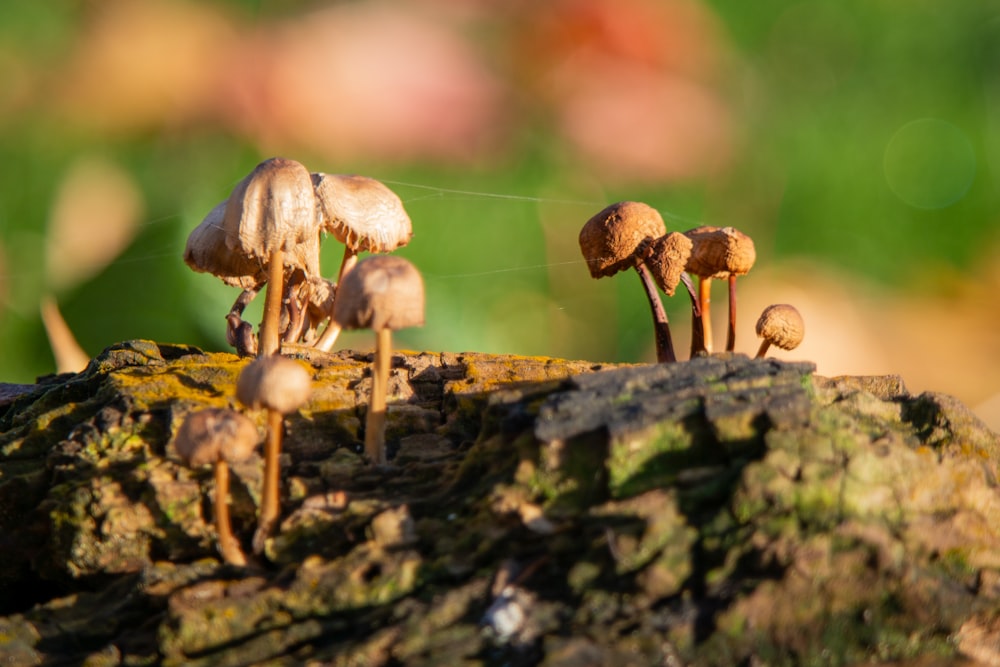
[{"left": 1, "top": 0, "right": 998, "bottom": 423}]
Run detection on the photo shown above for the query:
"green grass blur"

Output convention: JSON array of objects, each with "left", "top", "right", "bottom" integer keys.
[{"left": 1, "top": 0, "right": 998, "bottom": 384}]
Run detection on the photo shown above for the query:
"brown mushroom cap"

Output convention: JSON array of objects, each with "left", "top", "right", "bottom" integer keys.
[
  {"left": 644, "top": 232, "right": 694, "bottom": 296},
  {"left": 579, "top": 201, "right": 667, "bottom": 279},
  {"left": 313, "top": 173, "right": 413, "bottom": 254},
  {"left": 223, "top": 157, "right": 320, "bottom": 273},
  {"left": 755, "top": 304, "right": 805, "bottom": 351},
  {"left": 332, "top": 255, "right": 425, "bottom": 331},
  {"left": 236, "top": 355, "right": 313, "bottom": 414},
  {"left": 684, "top": 226, "right": 756, "bottom": 279},
  {"left": 174, "top": 408, "right": 259, "bottom": 467}
]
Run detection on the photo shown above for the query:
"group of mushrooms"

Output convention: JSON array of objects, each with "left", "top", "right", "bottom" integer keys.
[
  {"left": 177, "top": 157, "right": 425, "bottom": 564},
  {"left": 173, "top": 159, "right": 804, "bottom": 566},
  {"left": 579, "top": 201, "right": 804, "bottom": 363}
]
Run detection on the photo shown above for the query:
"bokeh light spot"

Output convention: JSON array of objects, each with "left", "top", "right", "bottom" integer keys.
[{"left": 883, "top": 118, "right": 976, "bottom": 209}]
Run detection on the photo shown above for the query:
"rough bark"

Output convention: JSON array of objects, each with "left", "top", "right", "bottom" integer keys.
[{"left": 0, "top": 340, "right": 998, "bottom": 666}]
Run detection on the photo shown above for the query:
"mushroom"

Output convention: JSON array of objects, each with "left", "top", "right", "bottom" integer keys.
[
  {"left": 174, "top": 408, "right": 260, "bottom": 566},
  {"left": 754, "top": 304, "right": 804, "bottom": 358},
  {"left": 185, "top": 156, "right": 322, "bottom": 357},
  {"left": 236, "top": 354, "right": 313, "bottom": 552},
  {"left": 224, "top": 158, "right": 320, "bottom": 356},
  {"left": 643, "top": 231, "right": 694, "bottom": 298},
  {"left": 332, "top": 255, "right": 425, "bottom": 465},
  {"left": 579, "top": 201, "right": 676, "bottom": 363},
  {"left": 684, "top": 226, "right": 756, "bottom": 355},
  {"left": 184, "top": 200, "right": 266, "bottom": 356},
  {"left": 312, "top": 173, "right": 413, "bottom": 352}
]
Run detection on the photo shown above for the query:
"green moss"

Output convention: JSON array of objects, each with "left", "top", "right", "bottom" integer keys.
[{"left": 607, "top": 420, "right": 698, "bottom": 499}]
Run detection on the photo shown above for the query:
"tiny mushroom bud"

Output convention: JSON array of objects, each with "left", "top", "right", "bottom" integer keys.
[
  {"left": 174, "top": 408, "right": 260, "bottom": 566},
  {"left": 223, "top": 157, "right": 319, "bottom": 357},
  {"left": 754, "top": 304, "right": 805, "bottom": 359},
  {"left": 236, "top": 354, "right": 313, "bottom": 553},
  {"left": 579, "top": 201, "right": 677, "bottom": 363},
  {"left": 332, "top": 255, "right": 425, "bottom": 465},
  {"left": 684, "top": 226, "right": 756, "bottom": 355},
  {"left": 312, "top": 173, "right": 413, "bottom": 352}
]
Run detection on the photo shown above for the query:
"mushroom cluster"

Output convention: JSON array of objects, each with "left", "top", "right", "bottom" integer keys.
[
  {"left": 173, "top": 354, "right": 314, "bottom": 563},
  {"left": 178, "top": 157, "right": 426, "bottom": 561},
  {"left": 579, "top": 202, "right": 805, "bottom": 362},
  {"left": 184, "top": 158, "right": 413, "bottom": 357}
]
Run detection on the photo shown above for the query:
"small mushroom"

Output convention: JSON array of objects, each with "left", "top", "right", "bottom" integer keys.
[
  {"left": 312, "top": 173, "right": 413, "bottom": 352},
  {"left": 332, "top": 255, "right": 425, "bottom": 465},
  {"left": 684, "top": 226, "right": 756, "bottom": 355},
  {"left": 222, "top": 157, "right": 319, "bottom": 357},
  {"left": 579, "top": 201, "right": 676, "bottom": 363},
  {"left": 643, "top": 231, "right": 694, "bottom": 297},
  {"left": 185, "top": 200, "right": 265, "bottom": 356},
  {"left": 174, "top": 408, "right": 260, "bottom": 566},
  {"left": 236, "top": 354, "right": 313, "bottom": 553},
  {"left": 754, "top": 304, "right": 804, "bottom": 358}
]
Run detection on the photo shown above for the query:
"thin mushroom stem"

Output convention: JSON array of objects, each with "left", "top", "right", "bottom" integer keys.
[
  {"left": 259, "top": 247, "right": 285, "bottom": 357},
  {"left": 366, "top": 327, "right": 392, "bottom": 464},
  {"left": 227, "top": 288, "right": 260, "bottom": 357},
  {"left": 634, "top": 263, "right": 677, "bottom": 363},
  {"left": 699, "top": 277, "right": 713, "bottom": 354},
  {"left": 337, "top": 246, "right": 359, "bottom": 284},
  {"left": 253, "top": 409, "right": 284, "bottom": 554},
  {"left": 313, "top": 321, "right": 343, "bottom": 353},
  {"left": 680, "top": 272, "right": 705, "bottom": 357},
  {"left": 312, "top": 248, "right": 358, "bottom": 352},
  {"left": 213, "top": 460, "right": 247, "bottom": 566},
  {"left": 282, "top": 273, "right": 311, "bottom": 344},
  {"left": 229, "top": 287, "right": 259, "bottom": 320},
  {"left": 755, "top": 340, "right": 771, "bottom": 359},
  {"left": 726, "top": 275, "right": 737, "bottom": 352}
]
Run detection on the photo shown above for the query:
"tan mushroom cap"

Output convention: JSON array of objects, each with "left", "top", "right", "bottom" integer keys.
[
  {"left": 236, "top": 355, "right": 313, "bottom": 414},
  {"left": 684, "top": 226, "right": 756, "bottom": 279},
  {"left": 755, "top": 304, "right": 805, "bottom": 351},
  {"left": 174, "top": 408, "right": 259, "bottom": 467},
  {"left": 580, "top": 201, "right": 667, "bottom": 279},
  {"left": 332, "top": 255, "right": 425, "bottom": 331},
  {"left": 313, "top": 173, "right": 413, "bottom": 254},
  {"left": 184, "top": 200, "right": 266, "bottom": 289},
  {"left": 644, "top": 232, "right": 693, "bottom": 296},
  {"left": 223, "top": 157, "right": 320, "bottom": 272},
  {"left": 305, "top": 275, "right": 336, "bottom": 322}
]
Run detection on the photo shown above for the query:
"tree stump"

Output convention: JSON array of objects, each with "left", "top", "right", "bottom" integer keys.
[{"left": 0, "top": 340, "right": 998, "bottom": 665}]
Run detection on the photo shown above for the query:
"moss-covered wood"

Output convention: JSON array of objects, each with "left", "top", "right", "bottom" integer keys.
[{"left": 0, "top": 340, "right": 998, "bottom": 665}]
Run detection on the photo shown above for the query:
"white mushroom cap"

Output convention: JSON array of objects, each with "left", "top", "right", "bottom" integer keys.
[
  {"left": 223, "top": 157, "right": 321, "bottom": 274},
  {"left": 174, "top": 408, "right": 259, "bottom": 466},
  {"left": 312, "top": 173, "right": 413, "bottom": 254},
  {"left": 332, "top": 255, "right": 425, "bottom": 331},
  {"left": 236, "top": 354, "right": 313, "bottom": 414}
]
